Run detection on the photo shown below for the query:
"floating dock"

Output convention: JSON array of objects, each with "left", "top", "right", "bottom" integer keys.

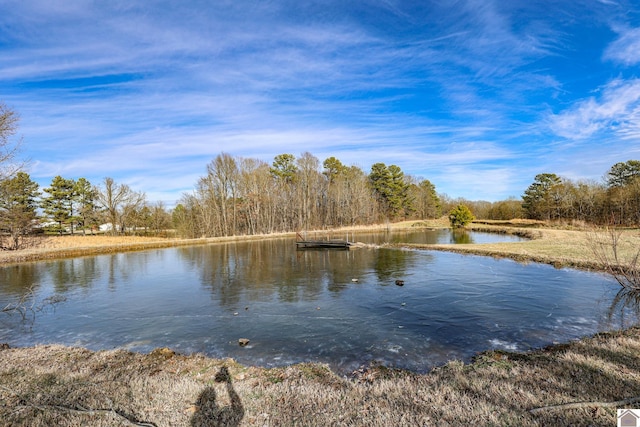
[
  {"left": 295, "top": 240, "right": 353, "bottom": 249},
  {"left": 295, "top": 232, "right": 353, "bottom": 249}
]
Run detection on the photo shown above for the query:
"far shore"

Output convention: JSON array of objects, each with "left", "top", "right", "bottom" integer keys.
[
  {"left": 0, "top": 219, "right": 444, "bottom": 266},
  {"left": 2, "top": 219, "right": 640, "bottom": 425},
  {"left": 2, "top": 218, "right": 639, "bottom": 274},
  {"left": 400, "top": 221, "right": 640, "bottom": 272}
]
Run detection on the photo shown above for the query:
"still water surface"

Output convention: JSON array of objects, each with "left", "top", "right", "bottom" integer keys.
[{"left": 0, "top": 230, "right": 635, "bottom": 373}]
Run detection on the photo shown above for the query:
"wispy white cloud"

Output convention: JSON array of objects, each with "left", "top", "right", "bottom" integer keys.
[
  {"left": 549, "top": 78, "right": 640, "bottom": 140},
  {"left": 604, "top": 26, "right": 640, "bottom": 65},
  {"left": 1, "top": 0, "right": 639, "bottom": 202}
]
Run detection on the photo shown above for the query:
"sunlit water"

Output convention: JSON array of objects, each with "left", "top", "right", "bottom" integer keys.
[{"left": 0, "top": 230, "right": 635, "bottom": 374}]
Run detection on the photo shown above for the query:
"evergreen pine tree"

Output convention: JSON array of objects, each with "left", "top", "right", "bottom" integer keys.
[
  {"left": 41, "top": 175, "right": 75, "bottom": 234},
  {"left": 0, "top": 172, "right": 40, "bottom": 249}
]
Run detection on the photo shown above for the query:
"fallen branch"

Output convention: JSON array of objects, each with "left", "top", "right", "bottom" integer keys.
[
  {"left": 1, "top": 285, "right": 66, "bottom": 326},
  {"left": 28, "top": 404, "right": 157, "bottom": 427},
  {"left": 530, "top": 395, "right": 640, "bottom": 414}
]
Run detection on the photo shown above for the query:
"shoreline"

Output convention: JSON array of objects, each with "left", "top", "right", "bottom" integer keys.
[
  {"left": 2, "top": 326, "right": 639, "bottom": 425},
  {"left": 0, "top": 233, "right": 293, "bottom": 266},
  {"left": 0, "top": 221, "right": 426, "bottom": 266},
  {"left": 396, "top": 225, "right": 603, "bottom": 271},
  {"left": 0, "top": 219, "right": 630, "bottom": 273},
  {"left": 2, "top": 220, "right": 640, "bottom": 425}
]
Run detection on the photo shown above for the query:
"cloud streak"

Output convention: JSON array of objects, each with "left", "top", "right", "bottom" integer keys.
[
  {"left": 604, "top": 26, "right": 640, "bottom": 65},
  {"left": 549, "top": 79, "right": 640, "bottom": 140}
]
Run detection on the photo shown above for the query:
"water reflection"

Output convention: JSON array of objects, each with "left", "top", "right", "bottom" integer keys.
[
  {"left": 372, "top": 248, "right": 420, "bottom": 283},
  {"left": 450, "top": 230, "right": 472, "bottom": 244},
  {"left": 50, "top": 257, "right": 100, "bottom": 292},
  {"left": 0, "top": 264, "right": 45, "bottom": 296},
  {"left": 355, "top": 229, "right": 524, "bottom": 245},
  {"left": 608, "top": 288, "right": 640, "bottom": 327},
  {"left": 179, "top": 239, "right": 403, "bottom": 304},
  {"left": 0, "top": 230, "right": 634, "bottom": 373}
]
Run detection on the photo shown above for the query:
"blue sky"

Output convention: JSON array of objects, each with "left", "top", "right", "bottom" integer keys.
[{"left": 1, "top": 0, "right": 640, "bottom": 204}]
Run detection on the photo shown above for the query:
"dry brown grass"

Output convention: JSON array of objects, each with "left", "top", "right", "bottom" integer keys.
[
  {"left": 4, "top": 220, "right": 634, "bottom": 271},
  {"left": 0, "top": 235, "right": 178, "bottom": 265},
  {"left": 1, "top": 327, "right": 640, "bottom": 426},
  {"left": 0, "top": 233, "right": 294, "bottom": 266},
  {"left": 0, "top": 219, "right": 448, "bottom": 266},
  {"left": 396, "top": 224, "right": 640, "bottom": 271}
]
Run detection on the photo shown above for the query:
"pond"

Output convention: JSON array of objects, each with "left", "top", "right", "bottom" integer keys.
[{"left": 0, "top": 230, "right": 636, "bottom": 374}]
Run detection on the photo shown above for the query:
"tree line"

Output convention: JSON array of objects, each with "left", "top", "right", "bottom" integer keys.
[
  {"left": 518, "top": 161, "right": 640, "bottom": 226},
  {"left": 173, "top": 152, "right": 441, "bottom": 238},
  {"left": 0, "top": 172, "right": 172, "bottom": 249},
  {"left": 435, "top": 160, "right": 640, "bottom": 226},
  {"left": 2, "top": 103, "right": 640, "bottom": 250},
  {"left": 0, "top": 151, "right": 441, "bottom": 248}
]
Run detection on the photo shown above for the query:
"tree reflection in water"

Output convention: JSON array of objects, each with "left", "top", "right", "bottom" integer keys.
[
  {"left": 608, "top": 288, "right": 640, "bottom": 327},
  {"left": 0, "top": 231, "right": 631, "bottom": 374},
  {"left": 450, "top": 229, "right": 473, "bottom": 244}
]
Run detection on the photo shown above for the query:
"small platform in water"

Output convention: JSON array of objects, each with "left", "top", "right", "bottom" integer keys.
[
  {"left": 296, "top": 240, "right": 353, "bottom": 249},
  {"left": 295, "top": 232, "right": 354, "bottom": 249}
]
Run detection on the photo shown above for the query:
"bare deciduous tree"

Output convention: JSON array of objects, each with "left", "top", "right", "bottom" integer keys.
[
  {"left": 207, "top": 153, "right": 239, "bottom": 236},
  {"left": 587, "top": 226, "right": 640, "bottom": 290},
  {"left": 174, "top": 152, "right": 383, "bottom": 238},
  {"left": 238, "top": 157, "right": 273, "bottom": 235},
  {"left": 0, "top": 102, "right": 22, "bottom": 180},
  {"left": 95, "top": 177, "right": 145, "bottom": 235},
  {"left": 295, "top": 152, "right": 322, "bottom": 230}
]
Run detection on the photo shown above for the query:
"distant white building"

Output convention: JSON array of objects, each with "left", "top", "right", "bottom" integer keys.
[{"left": 99, "top": 223, "right": 119, "bottom": 232}]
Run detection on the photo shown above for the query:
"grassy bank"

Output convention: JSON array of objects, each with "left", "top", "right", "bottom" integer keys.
[
  {"left": 0, "top": 233, "right": 294, "bottom": 266},
  {"left": 0, "top": 218, "right": 448, "bottom": 266},
  {"left": 2, "top": 220, "right": 640, "bottom": 425},
  {"left": 396, "top": 222, "right": 640, "bottom": 272},
  {"left": 2, "top": 327, "right": 640, "bottom": 426},
  {"left": 2, "top": 219, "right": 636, "bottom": 271}
]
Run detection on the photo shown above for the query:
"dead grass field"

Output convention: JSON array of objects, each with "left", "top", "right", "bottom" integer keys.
[
  {"left": 398, "top": 223, "right": 640, "bottom": 272},
  {"left": 2, "top": 221, "right": 640, "bottom": 425},
  {"left": 0, "top": 233, "right": 294, "bottom": 266},
  {"left": 0, "top": 218, "right": 447, "bottom": 266},
  {"left": 2, "top": 327, "right": 640, "bottom": 426}
]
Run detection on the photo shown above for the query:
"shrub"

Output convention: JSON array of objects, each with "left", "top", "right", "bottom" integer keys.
[{"left": 449, "top": 204, "right": 475, "bottom": 228}]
